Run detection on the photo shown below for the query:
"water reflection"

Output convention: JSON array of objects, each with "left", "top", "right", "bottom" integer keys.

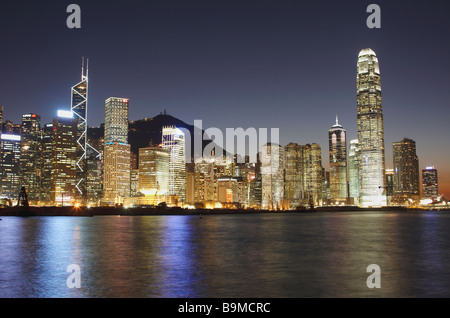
[{"left": 1, "top": 212, "right": 450, "bottom": 298}]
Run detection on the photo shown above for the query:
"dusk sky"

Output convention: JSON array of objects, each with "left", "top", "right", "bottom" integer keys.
[{"left": 1, "top": 0, "right": 449, "bottom": 197}]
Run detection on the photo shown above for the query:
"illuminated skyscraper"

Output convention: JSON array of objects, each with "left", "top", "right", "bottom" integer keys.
[
  {"left": 393, "top": 138, "right": 420, "bottom": 203},
  {"left": 19, "top": 114, "right": 42, "bottom": 203},
  {"left": 356, "top": 48, "right": 386, "bottom": 207},
  {"left": 138, "top": 146, "right": 170, "bottom": 198},
  {"left": 284, "top": 143, "right": 302, "bottom": 209},
  {"left": 50, "top": 112, "right": 78, "bottom": 206},
  {"left": 348, "top": 139, "right": 360, "bottom": 204},
  {"left": 302, "top": 143, "right": 323, "bottom": 206},
  {"left": 162, "top": 126, "right": 186, "bottom": 203},
  {"left": 71, "top": 58, "right": 101, "bottom": 202},
  {"left": 40, "top": 123, "right": 53, "bottom": 204},
  {"left": 0, "top": 134, "right": 21, "bottom": 199},
  {"left": 105, "top": 97, "right": 129, "bottom": 144},
  {"left": 261, "top": 143, "right": 284, "bottom": 209},
  {"left": 328, "top": 116, "right": 348, "bottom": 203},
  {"left": 422, "top": 166, "right": 438, "bottom": 200},
  {"left": 103, "top": 142, "right": 131, "bottom": 204}
]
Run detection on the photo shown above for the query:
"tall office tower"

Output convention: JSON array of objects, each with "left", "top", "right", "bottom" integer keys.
[
  {"left": 50, "top": 112, "right": 78, "bottom": 206},
  {"left": 0, "top": 134, "right": 21, "bottom": 199},
  {"left": 302, "top": 143, "right": 323, "bottom": 206},
  {"left": 284, "top": 143, "right": 303, "bottom": 209},
  {"left": 385, "top": 169, "right": 394, "bottom": 205},
  {"left": 356, "top": 48, "right": 386, "bottom": 207},
  {"left": 422, "top": 166, "right": 438, "bottom": 200},
  {"left": 138, "top": 147, "right": 170, "bottom": 198},
  {"left": 104, "top": 97, "right": 129, "bottom": 144},
  {"left": 71, "top": 58, "right": 101, "bottom": 202},
  {"left": 86, "top": 131, "right": 103, "bottom": 205},
  {"left": 162, "top": 126, "right": 186, "bottom": 203},
  {"left": 103, "top": 142, "right": 131, "bottom": 204},
  {"left": 348, "top": 139, "right": 360, "bottom": 204},
  {"left": 261, "top": 143, "right": 284, "bottom": 210},
  {"left": 40, "top": 123, "right": 53, "bottom": 204},
  {"left": 328, "top": 116, "right": 348, "bottom": 203},
  {"left": 392, "top": 138, "right": 420, "bottom": 203},
  {"left": 19, "top": 114, "right": 42, "bottom": 203}
]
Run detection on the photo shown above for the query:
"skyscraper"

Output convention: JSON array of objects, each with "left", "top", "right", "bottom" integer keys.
[
  {"left": 328, "top": 116, "right": 348, "bottom": 203},
  {"left": 71, "top": 58, "right": 101, "bottom": 202},
  {"left": 138, "top": 146, "right": 170, "bottom": 198},
  {"left": 40, "top": 123, "right": 53, "bottom": 204},
  {"left": 19, "top": 114, "right": 42, "bottom": 203},
  {"left": 261, "top": 143, "right": 284, "bottom": 210},
  {"left": 422, "top": 166, "right": 438, "bottom": 200},
  {"left": 302, "top": 143, "right": 323, "bottom": 206},
  {"left": 392, "top": 138, "right": 420, "bottom": 203},
  {"left": 284, "top": 143, "right": 302, "bottom": 209},
  {"left": 356, "top": 48, "right": 386, "bottom": 207},
  {"left": 102, "top": 142, "right": 131, "bottom": 204},
  {"left": 348, "top": 139, "right": 360, "bottom": 204},
  {"left": 162, "top": 126, "right": 186, "bottom": 203},
  {"left": 104, "top": 97, "right": 129, "bottom": 144},
  {"left": 0, "top": 134, "right": 21, "bottom": 199},
  {"left": 50, "top": 112, "right": 78, "bottom": 206}
]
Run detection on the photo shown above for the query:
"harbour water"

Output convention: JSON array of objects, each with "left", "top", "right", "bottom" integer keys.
[{"left": 0, "top": 211, "right": 449, "bottom": 298}]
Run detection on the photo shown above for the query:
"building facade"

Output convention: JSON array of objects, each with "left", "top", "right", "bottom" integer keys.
[
  {"left": 348, "top": 139, "right": 360, "bottom": 205},
  {"left": 19, "top": 114, "right": 42, "bottom": 203},
  {"left": 50, "top": 114, "right": 78, "bottom": 206},
  {"left": 422, "top": 166, "right": 438, "bottom": 200},
  {"left": 162, "top": 126, "right": 186, "bottom": 203},
  {"left": 261, "top": 143, "right": 284, "bottom": 209},
  {"left": 356, "top": 48, "right": 386, "bottom": 207},
  {"left": 102, "top": 142, "right": 131, "bottom": 204},
  {"left": 392, "top": 138, "right": 420, "bottom": 204},
  {"left": 0, "top": 134, "right": 21, "bottom": 199},
  {"left": 104, "top": 97, "right": 129, "bottom": 144},
  {"left": 328, "top": 116, "right": 348, "bottom": 203},
  {"left": 138, "top": 147, "right": 170, "bottom": 198}
]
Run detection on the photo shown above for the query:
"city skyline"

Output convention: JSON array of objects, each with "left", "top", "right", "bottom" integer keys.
[{"left": 1, "top": 1, "right": 449, "bottom": 198}]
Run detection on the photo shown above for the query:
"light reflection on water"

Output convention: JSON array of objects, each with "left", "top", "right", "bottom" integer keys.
[{"left": 0, "top": 212, "right": 450, "bottom": 298}]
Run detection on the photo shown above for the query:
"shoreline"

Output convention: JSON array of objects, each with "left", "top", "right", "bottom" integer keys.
[{"left": 0, "top": 206, "right": 448, "bottom": 217}]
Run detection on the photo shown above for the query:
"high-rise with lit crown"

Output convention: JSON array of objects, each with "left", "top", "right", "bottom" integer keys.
[
  {"left": 328, "top": 116, "right": 348, "bottom": 203},
  {"left": 356, "top": 48, "right": 386, "bottom": 207},
  {"left": 50, "top": 112, "right": 78, "bottom": 206},
  {"left": 71, "top": 58, "right": 101, "bottom": 203},
  {"left": 162, "top": 126, "right": 186, "bottom": 203},
  {"left": 19, "top": 114, "right": 42, "bottom": 203},
  {"left": 422, "top": 166, "right": 438, "bottom": 200}
]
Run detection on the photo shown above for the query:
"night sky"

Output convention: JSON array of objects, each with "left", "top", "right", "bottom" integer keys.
[{"left": 1, "top": 0, "right": 449, "bottom": 197}]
